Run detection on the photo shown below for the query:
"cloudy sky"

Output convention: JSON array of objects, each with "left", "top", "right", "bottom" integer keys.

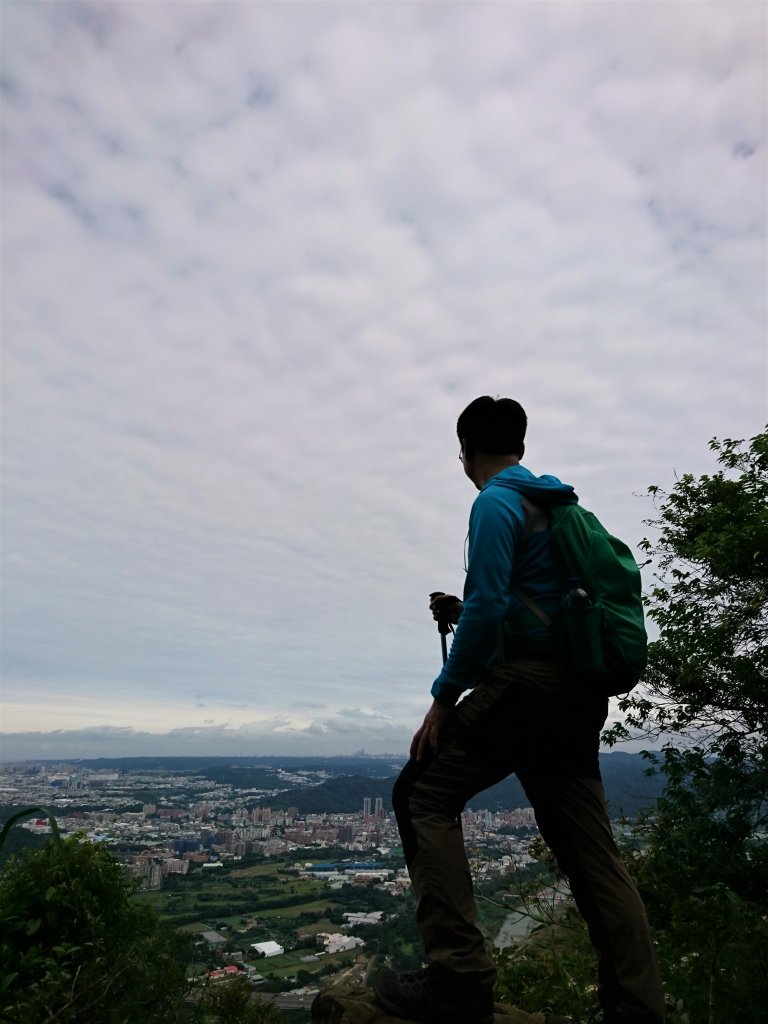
[{"left": 1, "top": 1, "right": 765, "bottom": 763}]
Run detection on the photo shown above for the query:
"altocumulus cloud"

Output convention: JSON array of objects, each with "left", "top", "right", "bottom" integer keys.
[{"left": 1, "top": 1, "right": 765, "bottom": 759}]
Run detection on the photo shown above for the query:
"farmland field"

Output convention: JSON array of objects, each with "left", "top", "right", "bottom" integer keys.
[{"left": 133, "top": 857, "right": 381, "bottom": 989}]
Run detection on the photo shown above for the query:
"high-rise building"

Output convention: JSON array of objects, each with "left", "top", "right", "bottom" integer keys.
[
  {"left": 363, "top": 797, "right": 372, "bottom": 819},
  {"left": 374, "top": 797, "right": 383, "bottom": 819}
]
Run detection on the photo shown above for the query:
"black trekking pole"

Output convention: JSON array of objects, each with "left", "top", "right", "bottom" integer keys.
[{"left": 429, "top": 592, "right": 453, "bottom": 666}]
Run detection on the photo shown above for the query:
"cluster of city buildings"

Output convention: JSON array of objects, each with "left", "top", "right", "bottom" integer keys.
[{"left": 2, "top": 760, "right": 539, "bottom": 891}]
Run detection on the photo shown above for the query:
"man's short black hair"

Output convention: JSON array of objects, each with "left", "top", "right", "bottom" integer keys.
[{"left": 457, "top": 396, "right": 527, "bottom": 457}]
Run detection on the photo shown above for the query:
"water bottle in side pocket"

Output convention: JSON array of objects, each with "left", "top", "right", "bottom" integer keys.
[{"left": 562, "top": 576, "right": 605, "bottom": 675}]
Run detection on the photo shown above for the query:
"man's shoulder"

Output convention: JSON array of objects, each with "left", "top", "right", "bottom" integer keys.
[
  {"left": 472, "top": 480, "right": 526, "bottom": 519},
  {"left": 476, "top": 467, "right": 530, "bottom": 504},
  {"left": 486, "top": 465, "right": 577, "bottom": 503}
]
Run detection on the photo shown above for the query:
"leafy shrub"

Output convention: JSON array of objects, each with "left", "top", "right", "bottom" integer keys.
[{"left": 0, "top": 829, "right": 192, "bottom": 1023}]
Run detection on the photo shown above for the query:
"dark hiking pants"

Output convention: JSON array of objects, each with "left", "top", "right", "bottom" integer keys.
[{"left": 392, "top": 660, "right": 665, "bottom": 1024}]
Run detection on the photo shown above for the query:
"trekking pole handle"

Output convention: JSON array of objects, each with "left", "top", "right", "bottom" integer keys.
[
  {"left": 429, "top": 592, "right": 452, "bottom": 666},
  {"left": 429, "top": 593, "right": 454, "bottom": 636}
]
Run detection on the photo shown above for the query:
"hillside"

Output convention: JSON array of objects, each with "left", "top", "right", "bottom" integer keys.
[{"left": 253, "top": 752, "right": 663, "bottom": 818}]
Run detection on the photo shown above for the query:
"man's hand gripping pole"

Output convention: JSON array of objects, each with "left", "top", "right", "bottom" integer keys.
[{"left": 429, "top": 591, "right": 453, "bottom": 666}]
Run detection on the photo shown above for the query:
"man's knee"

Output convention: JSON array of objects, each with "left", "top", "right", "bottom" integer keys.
[
  {"left": 393, "top": 766, "right": 431, "bottom": 865},
  {"left": 393, "top": 761, "right": 439, "bottom": 828},
  {"left": 394, "top": 765, "right": 457, "bottom": 838}
]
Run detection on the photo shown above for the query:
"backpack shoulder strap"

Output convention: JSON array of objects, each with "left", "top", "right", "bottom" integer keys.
[
  {"left": 512, "top": 496, "right": 555, "bottom": 624},
  {"left": 510, "top": 587, "right": 552, "bottom": 627},
  {"left": 519, "top": 495, "right": 550, "bottom": 535}
]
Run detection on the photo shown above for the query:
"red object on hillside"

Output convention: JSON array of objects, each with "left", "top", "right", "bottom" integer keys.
[{"left": 207, "top": 965, "right": 243, "bottom": 981}]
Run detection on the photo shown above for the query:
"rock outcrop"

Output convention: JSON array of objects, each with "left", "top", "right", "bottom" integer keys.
[{"left": 311, "top": 985, "right": 547, "bottom": 1024}]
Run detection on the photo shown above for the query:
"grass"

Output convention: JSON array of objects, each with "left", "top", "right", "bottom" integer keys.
[
  {"left": 134, "top": 856, "right": 382, "bottom": 987},
  {"left": 230, "top": 862, "right": 293, "bottom": 878},
  {"left": 134, "top": 869, "right": 333, "bottom": 927},
  {"left": 254, "top": 898, "right": 337, "bottom": 919},
  {"left": 295, "top": 917, "right": 338, "bottom": 937},
  {"left": 255, "top": 947, "right": 361, "bottom": 979}
]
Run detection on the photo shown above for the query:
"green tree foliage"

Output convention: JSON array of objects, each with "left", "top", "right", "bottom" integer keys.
[
  {"left": 0, "top": 807, "right": 47, "bottom": 865},
  {"left": 495, "top": 905, "right": 596, "bottom": 1021},
  {"left": 493, "top": 847, "right": 598, "bottom": 1021},
  {"left": 198, "top": 977, "right": 281, "bottom": 1024},
  {"left": 355, "top": 894, "right": 422, "bottom": 972},
  {"left": 617, "top": 430, "right": 767, "bottom": 752},
  {"left": 617, "top": 431, "right": 768, "bottom": 1022},
  {"left": 0, "top": 831, "right": 192, "bottom": 1023}
]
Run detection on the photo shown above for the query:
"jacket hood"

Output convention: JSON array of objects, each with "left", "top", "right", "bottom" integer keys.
[{"left": 483, "top": 463, "right": 578, "bottom": 505}]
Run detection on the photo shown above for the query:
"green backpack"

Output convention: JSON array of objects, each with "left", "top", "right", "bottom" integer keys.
[{"left": 510, "top": 502, "right": 647, "bottom": 696}]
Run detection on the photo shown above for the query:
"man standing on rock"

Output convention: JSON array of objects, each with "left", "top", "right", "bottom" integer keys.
[{"left": 374, "top": 396, "right": 665, "bottom": 1024}]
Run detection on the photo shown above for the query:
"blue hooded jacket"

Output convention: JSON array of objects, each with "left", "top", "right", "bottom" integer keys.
[{"left": 431, "top": 464, "right": 577, "bottom": 706}]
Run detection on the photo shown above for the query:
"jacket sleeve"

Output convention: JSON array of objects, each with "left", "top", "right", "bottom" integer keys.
[{"left": 431, "top": 487, "right": 524, "bottom": 705}]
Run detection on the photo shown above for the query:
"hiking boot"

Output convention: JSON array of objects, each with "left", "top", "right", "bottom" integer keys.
[{"left": 373, "top": 964, "right": 494, "bottom": 1024}]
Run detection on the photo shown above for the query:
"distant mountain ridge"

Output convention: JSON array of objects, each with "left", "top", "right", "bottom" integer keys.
[
  {"left": 465, "top": 752, "right": 664, "bottom": 818},
  {"left": 252, "top": 753, "right": 663, "bottom": 818}
]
